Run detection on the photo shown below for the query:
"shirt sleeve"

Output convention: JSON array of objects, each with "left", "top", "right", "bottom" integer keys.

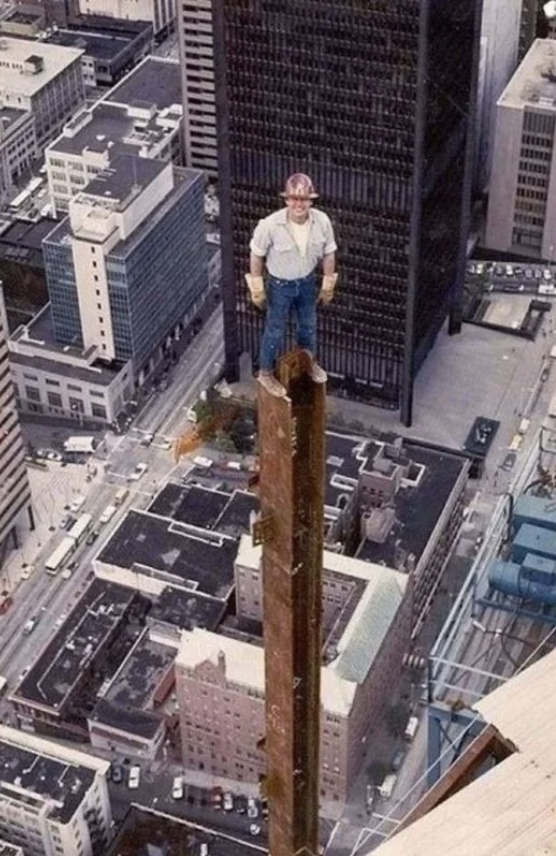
[
  {"left": 250, "top": 218, "right": 271, "bottom": 257},
  {"left": 321, "top": 213, "right": 338, "bottom": 255}
]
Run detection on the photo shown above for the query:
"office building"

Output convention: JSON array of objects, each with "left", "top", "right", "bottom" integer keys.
[
  {"left": 486, "top": 39, "right": 556, "bottom": 261},
  {"left": 177, "top": 0, "right": 217, "bottom": 176},
  {"left": 45, "top": 56, "right": 183, "bottom": 216},
  {"left": 0, "top": 725, "right": 111, "bottom": 856},
  {"left": 42, "top": 155, "right": 207, "bottom": 384},
  {"left": 212, "top": 1, "right": 481, "bottom": 425},
  {"left": 0, "top": 286, "right": 32, "bottom": 560},
  {"left": 78, "top": 0, "right": 175, "bottom": 38},
  {"left": 476, "top": 0, "right": 521, "bottom": 188},
  {"left": 176, "top": 551, "right": 411, "bottom": 804},
  {"left": 0, "top": 108, "right": 38, "bottom": 208},
  {"left": 0, "top": 37, "right": 85, "bottom": 147}
]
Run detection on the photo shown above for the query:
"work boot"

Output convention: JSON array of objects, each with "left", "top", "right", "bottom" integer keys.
[
  {"left": 258, "top": 370, "right": 287, "bottom": 397},
  {"left": 300, "top": 351, "right": 327, "bottom": 384}
]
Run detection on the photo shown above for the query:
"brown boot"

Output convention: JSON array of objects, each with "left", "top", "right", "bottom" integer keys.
[{"left": 258, "top": 370, "right": 287, "bottom": 397}]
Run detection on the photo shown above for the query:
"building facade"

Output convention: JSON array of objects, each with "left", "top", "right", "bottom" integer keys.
[
  {"left": 177, "top": 552, "right": 411, "bottom": 804},
  {"left": 43, "top": 156, "right": 208, "bottom": 383},
  {"left": 177, "top": 0, "right": 218, "bottom": 176},
  {"left": 78, "top": 0, "right": 175, "bottom": 38},
  {"left": 486, "top": 39, "right": 556, "bottom": 261},
  {"left": 0, "top": 37, "right": 85, "bottom": 147},
  {"left": 212, "top": 0, "right": 482, "bottom": 425},
  {"left": 0, "top": 725, "right": 111, "bottom": 856},
  {"left": 0, "top": 286, "right": 32, "bottom": 560},
  {"left": 0, "top": 108, "right": 38, "bottom": 207}
]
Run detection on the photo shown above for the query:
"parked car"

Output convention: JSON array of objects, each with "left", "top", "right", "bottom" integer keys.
[
  {"left": 127, "top": 765, "right": 141, "bottom": 789},
  {"left": 543, "top": 268, "right": 553, "bottom": 281},
  {"left": 235, "top": 795, "right": 248, "bottom": 814},
  {"left": 139, "top": 433, "right": 154, "bottom": 447},
  {"left": 129, "top": 463, "right": 148, "bottom": 481},
  {"left": 211, "top": 786, "right": 223, "bottom": 809},
  {"left": 223, "top": 792, "right": 234, "bottom": 812},
  {"left": 247, "top": 797, "right": 259, "bottom": 819},
  {"left": 20, "top": 565, "right": 35, "bottom": 580},
  {"left": 171, "top": 776, "right": 184, "bottom": 800},
  {"left": 85, "top": 530, "right": 99, "bottom": 546},
  {"left": 391, "top": 748, "right": 406, "bottom": 772},
  {"left": 111, "top": 763, "right": 123, "bottom": 784},
  {"left": 60, "top": 514, "right": 74, "bottom": 530},
  {"left": 47, "top": 450, "right": 63, "bottom": 462},
  {"left": 525, "top": 268, "right": 534, "bottom": 280},
  {"left": 249, "top": 824, "right": 261, "bottom": 837}
]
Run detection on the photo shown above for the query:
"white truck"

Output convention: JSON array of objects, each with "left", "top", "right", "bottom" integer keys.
[{"left": 99, "top": 505, "right": 117, "bottom": 525}]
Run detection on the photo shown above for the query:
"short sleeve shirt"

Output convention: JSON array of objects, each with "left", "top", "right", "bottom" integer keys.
[{"left": 250, "top": 207, "right": 337, "bottom": 279}]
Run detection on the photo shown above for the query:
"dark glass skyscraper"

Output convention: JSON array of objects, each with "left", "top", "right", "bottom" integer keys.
[{"left": 213, "top": 0, "right": 482, "bottom": 424}]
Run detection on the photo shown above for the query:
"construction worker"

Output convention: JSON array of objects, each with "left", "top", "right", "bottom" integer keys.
[{"left": 245, "top": 173, "right": 338, "bottom": 393}]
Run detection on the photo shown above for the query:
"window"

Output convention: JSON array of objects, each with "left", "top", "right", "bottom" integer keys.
[
  {"left": 25, "top": 386, "right": 41, "bottom": 402},
  {"left": 23, "top": 373, "right": 38, "bottom": 381},
  {"left": 45, "top": 378, "right": 60, "bottom": 386},
  {"left": 67, "top": 384, "right": 82, "bottom": 392},
  {"left": 47, "top": 391, "right": 62, "bottom": 407},
  {"left": 91, "top": 403, "right": 106, "bottom": 419}
]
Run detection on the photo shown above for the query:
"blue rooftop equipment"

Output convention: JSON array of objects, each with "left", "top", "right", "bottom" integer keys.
[{"left": 512, "top": 524, "right": 556, "bottom": 565}]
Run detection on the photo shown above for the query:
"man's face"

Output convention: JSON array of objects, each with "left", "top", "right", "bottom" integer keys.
[{"left": 285, "top": 194, "right": 312, "bottom": 224}]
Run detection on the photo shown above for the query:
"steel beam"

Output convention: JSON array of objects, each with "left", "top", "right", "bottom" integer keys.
[{"left": 257, "top": 350, "right": 326, "bottom": 856}]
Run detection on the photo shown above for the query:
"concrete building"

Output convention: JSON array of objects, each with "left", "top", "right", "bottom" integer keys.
[
  {"left": 177, "top": 0, "right": 217, "bottom": 176},
  {"left": 486, "top": 39, "right": 556, "bottom": 260},
  {"left": 0, "top": 286, "right": 32, "bottom": 561},
  {"left": 78, "top": 0, "right": 175, "bottom": 39},
  {"left": 45, "top": 55, "right": 182, "bottom": 216},
  {"left": 42, "top": 155, "right": 207, "bottom": 386},
  {"left": 0, "top": 216, "right": 54, "bottom": 330},
  {"left": 477, "top": 0, "right": 522, "bottom": 188},
  {"left": 0, "top": 843, "right": 23, "bottom": 856},
  {"left": 0, "top": 36, "right": 85, "bottom": 147},
  {"left": 176, "top": 551, "right": 411, "bottom": 804},
  {"left": 0, "top": 725, "right": 111, "bottom": 856},
  {"left": 45, "top": 17, "right": 153, "bottom": 88},
  {"left": 0, "top": 107, "right": 38, "bottom": 207},
  {"left": 0, "top": 5, "right": 46, "bottom": 38}
]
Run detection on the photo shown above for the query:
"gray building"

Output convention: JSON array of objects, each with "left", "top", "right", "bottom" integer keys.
[
  {"left": 43, "top": 155, "right": 208, "bottom": 384},
  {"left": 486, "top": 39, "right": 556, "bottom": 261}
]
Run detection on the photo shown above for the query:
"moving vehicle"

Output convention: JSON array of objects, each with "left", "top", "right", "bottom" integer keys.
[
  {"left": 63, "top": 436, "right": 97, "bottom": 454},
  {"left": 114, "top": 488, "right": 129, "bottom": 506},
  {"left": 61, "top": 569, "right": 72, "bottom": 580},
  {"left": 139, "top": 433, "right": 154, "bottom": 447},
  {"left": 67, "top": 513, "right": 92, "bottom": 546},
  {"left": 20, "top": 565, "right": 35, "bottom": 580},
  {"left": 0, "top": 591, "right": 12, "bottom": 615},
  {"left": 127, "top": 765, "right": 141, "bottom": 789},
  {"left": 69, "top": 495, "right": 86, "bottom": 514},
  {"left": 249, "top": 824, "right": 261, "bottom": 836},
  {"left": 99, "top": 505, "right": 117, "bottom": 525},
  {"left": 85, "top": 530, "right": 99, "bottom": 546},
  {"left": 23, "top": 616, "right": 38, "bottom": 635},
  {"left": 404, "top": 715, "right": 420, "bottom": 742},
  {"left": 378, "top": 773, "right": 398, "bottom": 799},
  {"left": 129, "top": 462, "right": 148, "bottom": 481},
  {"left": 171, "top": 776, "right": 184, "bottom": 800},
  {"left": 193, "top": 455, "right": 213, "bottom": 470},
  {"left": 45, "top": 537, "right": 76, "bottom": 575}
]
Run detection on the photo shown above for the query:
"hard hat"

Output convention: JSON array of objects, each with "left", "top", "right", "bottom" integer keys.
[{"left": 280, "top": 173, "right": 319, "bottom": 199}]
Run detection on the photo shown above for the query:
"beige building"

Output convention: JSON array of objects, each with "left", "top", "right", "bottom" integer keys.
[
  {"left": 0, "top": 37, "right": 85, "bottom": 147},
  {"left": 486, "top": 39, "right": 556, "bottom": 260},
  {"left": 0, "top": 286, "right": 32, "bottom": 558},
  {"left": 176, "top": 547, "right": 411, "bottom": 804},
  {"left": 0, "top": 725, "right": 111, "bottom": 856},
  {"left": 78, "top": 0, "right": 175, "bottom": 37},
  {"left": 177, "top": 0, "right": 217, "bottom": 176},
  {"left": 0, "top": 107, "right": 38, "bottom": 207}
]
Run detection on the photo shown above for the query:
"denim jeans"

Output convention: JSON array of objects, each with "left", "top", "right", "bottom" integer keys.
[{"left": 259, "top": 273, "right": 317, "bottom": 371}]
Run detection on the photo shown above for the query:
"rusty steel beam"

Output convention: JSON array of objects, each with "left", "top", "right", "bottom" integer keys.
[{"left": 256, "top": 350, "right": 326, "bottom": 856}]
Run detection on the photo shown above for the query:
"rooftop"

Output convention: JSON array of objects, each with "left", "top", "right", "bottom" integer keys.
[
  {"left": 0, "top": 36, "right": 83, "bottom": 96},
  {"left": 0, "top": 725, "right": 108, "bottom": 826},
  {"left": 500, "top": 38, "right": 556, "bottom": 111},
  {"left": 11, "top": 578, "right": 136, "bottom": 711},
  {"left": 47, "top": 20, "right": 151, "bottom": 62},
  {"left": 104, "top": 805, "right": 266, "bottom": 856},
  {"left": 104, "top": 55, "right": 182, "bottom": 109},
  {"left": 0, "top": 842, "right": 23, "bottom": 856},
  {"left": 148, "top": 586, "right": 226, "bottom": 631},
  {"left": 104, "top": 628, "right": 175, "bottom": 710},
  {"left": 79, "top": 154, "right": 169, "bottom": 206},
  {"left": 96, "top": 510, "right": 237, "bottom": 600},
  {"left": 149, "top": 483, "right": 231, "bottom": 529}
]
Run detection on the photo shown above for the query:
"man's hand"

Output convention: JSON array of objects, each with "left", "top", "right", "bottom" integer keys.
[
  {"left": 245, "top": 274, "right": 266, "bottom": 309},
  {"left": 319, "top": 273, "right": 338, "bottom": 305}
]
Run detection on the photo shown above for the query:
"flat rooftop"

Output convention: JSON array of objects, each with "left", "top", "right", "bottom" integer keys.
[
  {"left": 0, "top": 725, "right": 105, "bottom": 825},
  {"left": 48, "top": 22, "right": 150, "bottom": 61},
  {"left": 97, "top": 510, "right": 237, "bottom": 600},
  {"left": 148, "top": 586, "right": 226, "bottom": 630},
  {"left": 500, "top": 38, "right": 556, "bottom": 111},
  {"left": 11, "top": 578, "right": 136, "bottom": 711},
  {"left": 82, "top": 154, "right": 168, "bottom": 205},
  {"left": 104, "top": 629, "right": 174, "bottom": 710},
  {"left": 0, "top": 36, "right": 83, "bottom": 96},
  {"left": 149, "top": 482, "right": 257, "bottom": 539},
  {"left": 104, "top": 805, "right": 266, "bottom": 856},
  {"left": 104, "top": 55, "right": 182, "bottom": 109}
]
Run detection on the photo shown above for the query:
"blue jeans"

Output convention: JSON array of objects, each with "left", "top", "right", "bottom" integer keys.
[{"left": 259, "top": 273, "right": 318, "bottom": 371}]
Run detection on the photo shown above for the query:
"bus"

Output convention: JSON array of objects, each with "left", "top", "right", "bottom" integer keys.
[
  {"left": 67, "top": 513, "right": 92, "bottom": 546},
  {"left": 45, "top": 537, "right": 75, "bottom": 575}
]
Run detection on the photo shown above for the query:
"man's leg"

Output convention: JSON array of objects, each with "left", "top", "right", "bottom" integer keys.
[
  {"left": 259, "top": 279, "right": 293, "bottom": 393},
  {"left": 294, "top": 275, "right": 327, "bottom": 382}
]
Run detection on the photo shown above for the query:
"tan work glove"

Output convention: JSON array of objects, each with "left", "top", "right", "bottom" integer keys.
[
  {"left": 245, "top": 274, "right": 266, "bottom": 309},
  {"left": 319, "top": 273, "right": 338, "bottom": 305}
]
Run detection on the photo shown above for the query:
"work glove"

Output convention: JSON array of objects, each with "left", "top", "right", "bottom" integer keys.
[
  {"left": 319, "top": 273, "right": 338, "bottom": 305},
  {"left": 245, "top": 274, "right": 266, "bottom": 309}
]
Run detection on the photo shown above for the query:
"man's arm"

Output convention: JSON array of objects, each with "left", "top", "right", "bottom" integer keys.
[
  {"left": 322, "top": 252, "right": 335, "bottom": 276},
  {"left": 250, "top": 253, "right": 265, "bottom": 277}
]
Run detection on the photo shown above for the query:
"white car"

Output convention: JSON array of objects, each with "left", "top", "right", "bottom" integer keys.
[
  {"left": 223, "top": 792, "right": 234, "bottom": 811},
  {"left": 139, "top": 433, "right": 154, "bottom": 447},
  {"left": 61, "top": 569, "right": 72, "bottom": 580},
  {"left": 129, "top": 463, "right": 148, "bottom": 481},
  {"left": 20, "top": 565, "right": 35, "bottom": 580},
  {"left": 249, "top": 824, "right": 261, "bottom": 837},
  {"left": 171, "top": 776, "right": 184, "bottom": 800},
  {"left": 247, "top": 797, "right": 259, "bottom": 819},
  {"left": 128, "top": 765, "right": 141, "bottom": 789}
]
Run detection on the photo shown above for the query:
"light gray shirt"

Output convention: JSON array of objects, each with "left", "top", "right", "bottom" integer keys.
[{"left": 250, "top": 207, "right": 337, "bottom": 280}]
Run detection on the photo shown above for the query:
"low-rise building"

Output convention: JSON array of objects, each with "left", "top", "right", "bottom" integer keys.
[
  {"left": 46, "top": 55, "right": 182, "bottom": 216},
  {"left": 177, "top": 550, "right": 411, "bottom": 804},
  {"left": 0, "top": 725, "right": 111, "bottom": 856},
  {"left": 78, "top": 0, "right": 175, "bottom": 39},
  {"left": 0, "top": 36, "right": 85, "bottom": 147},
  {"left": 0, "top": 107, "right": 37, "bottom": 207}
]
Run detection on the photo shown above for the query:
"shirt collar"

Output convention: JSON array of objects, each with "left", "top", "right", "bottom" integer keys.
[{"left": 276, "top": 206, "right": 316, "bottom": 226}]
